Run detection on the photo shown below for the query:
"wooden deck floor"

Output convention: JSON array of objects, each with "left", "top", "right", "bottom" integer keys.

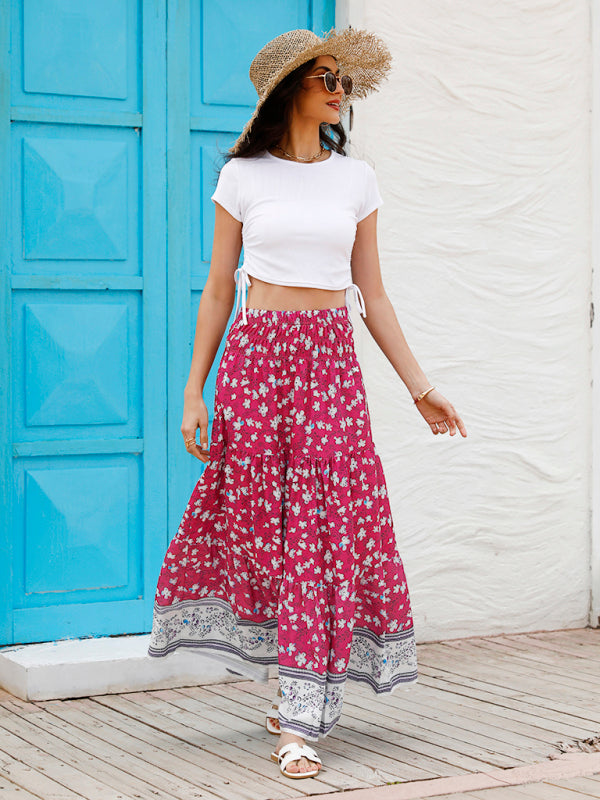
[{"left": 0, "top": 627, "right": 599, "bottom": 799}]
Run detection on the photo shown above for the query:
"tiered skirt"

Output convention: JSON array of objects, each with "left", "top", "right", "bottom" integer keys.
[{"left": 148, "top": 306, "right": 418, "bottom": 741}]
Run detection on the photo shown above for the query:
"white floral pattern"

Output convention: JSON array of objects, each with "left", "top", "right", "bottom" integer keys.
[{"left": 148, "top": 307, "right": 418, "bottom": 739}]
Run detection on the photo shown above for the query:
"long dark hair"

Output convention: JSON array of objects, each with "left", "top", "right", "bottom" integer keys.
[{"left": 226, "top": 57, "right": 348, "bottom": 161}]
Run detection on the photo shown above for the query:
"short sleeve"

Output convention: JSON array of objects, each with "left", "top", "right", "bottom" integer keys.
[
  {"left": 211, "top": 158, "right": 243, "bottom": 222},
  {"left": 356, "top": 161, "right": 384, "bottom": 222}
]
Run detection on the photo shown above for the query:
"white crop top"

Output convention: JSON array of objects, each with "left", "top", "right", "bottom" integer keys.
[{"left": 210, "top": 149, "right": 383, "bottom": 323}]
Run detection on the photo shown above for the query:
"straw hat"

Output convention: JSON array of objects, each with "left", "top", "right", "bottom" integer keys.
[{"left": 231, "top": 27, "right": 392, "bottom": 154}]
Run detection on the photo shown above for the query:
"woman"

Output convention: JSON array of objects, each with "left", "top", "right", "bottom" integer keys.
[{"left": 148, "top": 27, "right": 467, "bottom": 780}]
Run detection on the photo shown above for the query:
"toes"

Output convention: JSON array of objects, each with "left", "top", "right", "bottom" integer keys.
[{"left": 287, "top": 757, "right": 319, "bottom": 774}]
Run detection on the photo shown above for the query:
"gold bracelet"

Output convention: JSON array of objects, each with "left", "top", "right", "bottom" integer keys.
[{"left": 414, "top": 386, "right": 435, "bottom": 404}]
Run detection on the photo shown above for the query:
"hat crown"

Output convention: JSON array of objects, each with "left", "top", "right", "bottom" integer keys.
[{"left": 249, "top": 29, "right": 320, "bottom": 98}]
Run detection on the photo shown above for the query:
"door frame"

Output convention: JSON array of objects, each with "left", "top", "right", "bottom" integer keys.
[{"left": 592, "top": 0, "right": 600, "bottom": 628}]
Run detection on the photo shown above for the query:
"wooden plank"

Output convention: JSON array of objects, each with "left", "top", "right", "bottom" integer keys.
[
  {"left": 416, "top": 647, "right": 600, "bottom": 717},
  {"left": 195, "top": 680, "right": 517, "bottom": 772},
  {"left": 179, "top": 682, "right": 467, "bottom": 780},
  {"left": 175, "top": 685, "right": 421, "bottom": 784},
  {"left": 0, "top": 720, "right": 137, "bottom": 800},
  {"left": 412, "top": 677, "right": 593, "bottom": 740},
  {"left": 525, "top": 629, "right": 600, "bottom": 648},
  {"left": 0, "top": 766, "right": 68, "bottom": 800},
  {"left": 379, "top": 684, "right": 564, "bottom": 749},
  {"left": 425, "top": 641, "right": 600, "bottom": 698},
  {"left": 474, "top": 636, "right": 600, "bottom": 677},
  {"left": 0, "top": 689, "right": 46, "bottom": 717},
  {"left": 337, "top": 686, "right": 548, "bottom": 764},
  {"left": 91, "top": 692, "right": 326, "bottom": 796},
  {"left": 417, "top": 662, "right": 600, "bottom": 735},
  {"left": 539, "top": 627, "right": 599, "bottom": 639},
  {"left": 482, "top": 635, "right": 600, "bottom": 671},
  {"left": 32, "top": 698, "right": 230, "bottom": 800},
  {"left": 402, "top": 682, "right": 587, "bottom": 744},
  {"left": 329, "top": 682, "right": 552, "bottom": 759},
  {"left": 52, "top": 696, "right": 287, "bottom": 800},
  {"left": 212, "top": 679, "right": 523, "bottom": 771},
  {"left": 417, "top": 670, "right": 598, "bottom": 737},
  {"left": 214, "top": 679, "right": 540, "bottom": 768},
  {"left": 441, "top": 639, "right": 600, "bottom": 693},
  {"left": 37, "top": 697, "right": 261, "bottom": 800},
  {"left": 119, "top": 688, "right": 375, "bottom": 791}
]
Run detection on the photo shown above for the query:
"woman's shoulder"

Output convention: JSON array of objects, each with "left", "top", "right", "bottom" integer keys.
[
  {"left": 331, "top": 151, "right": 378, "bottom": 175},
  {"left": 221, "top": 152, "right": 269, "bottom": 170}
]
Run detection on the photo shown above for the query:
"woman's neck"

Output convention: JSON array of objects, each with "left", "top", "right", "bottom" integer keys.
[{"left": 275, "top": 121, "right": 323, "bottom": 161}]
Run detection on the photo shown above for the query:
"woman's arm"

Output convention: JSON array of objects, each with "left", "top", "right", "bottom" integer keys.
[
  {"left": 351, "top": 210, "right": 467, "bottom": 437},
  {"left": 181, "top": 203, "right": 243, "bottom": 461}
]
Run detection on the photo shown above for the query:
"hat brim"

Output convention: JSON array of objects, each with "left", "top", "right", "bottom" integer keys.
[{"left": 231, "top": 27, "right": 392, "bottom": 155}]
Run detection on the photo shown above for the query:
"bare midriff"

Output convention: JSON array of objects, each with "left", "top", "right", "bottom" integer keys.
[{"left": 246, "top": 275, "right": 346, "bottom": 311}]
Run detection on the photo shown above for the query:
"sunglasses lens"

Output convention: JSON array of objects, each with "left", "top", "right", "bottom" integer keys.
[
  {"left": 341, "top": 75, "right": 352, "bottom": 95},
  {"left": 324, "top": 72, "right": 337, "bottom": 92}
]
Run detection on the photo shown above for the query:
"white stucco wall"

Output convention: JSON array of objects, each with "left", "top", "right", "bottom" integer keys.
[{"left": 340, "top": 0, "right": 593, "bottom": 640}]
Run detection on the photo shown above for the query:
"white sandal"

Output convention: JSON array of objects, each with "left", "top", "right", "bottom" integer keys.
[
  {"left": 265, "top": 696, "right": 280, "bottom": 734},
  {"left": 270, "top": 741, "right": 322, "bottom": 779}
]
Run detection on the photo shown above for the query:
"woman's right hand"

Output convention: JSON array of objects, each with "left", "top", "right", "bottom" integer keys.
[{"left": 181, "top": 391, "right": 210, "bottom": 463}]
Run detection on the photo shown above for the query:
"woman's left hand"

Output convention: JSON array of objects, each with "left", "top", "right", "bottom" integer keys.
[{"left": 414, "top": 389, "right": 467, "bottom": 437}]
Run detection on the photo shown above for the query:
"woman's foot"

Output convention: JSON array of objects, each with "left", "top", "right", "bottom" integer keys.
[
  {"left": 273, "top": 732, "right": 322, "bottom": 775},
  {"left": 266, "top": 687, "right": 282, "bottom": 733}
]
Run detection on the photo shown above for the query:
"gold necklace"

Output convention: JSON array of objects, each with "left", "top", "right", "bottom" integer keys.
[{"left": 273, "top": 144, "right": 325, "bottom": 162}]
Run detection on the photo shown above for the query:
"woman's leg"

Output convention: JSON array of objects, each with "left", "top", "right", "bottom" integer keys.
[{"left": 267, "top": 686, "right": 321, "bottom": 774}]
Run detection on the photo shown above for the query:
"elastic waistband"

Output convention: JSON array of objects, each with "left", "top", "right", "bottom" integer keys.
[{"left": 233, "top": 306, "right": 351, "bottom": 327}]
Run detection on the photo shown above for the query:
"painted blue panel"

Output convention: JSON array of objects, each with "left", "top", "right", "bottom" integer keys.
[
  {"left": 311, "top": 0, "right": 336, "bottom": 36},
  {"left": 24, "top": 464, "right": 129, "bottom": 593},
  {"left": 22, "top": 137, "right": 128, "bottom": 261},
  {"left": 13, "top": 453, "right": 141, "bottom": 610},
  {"left": 13, "top": 291, "right": 141, "bottom": 442},
  {"left": 23, "top": 0, "right": 128, "bottom": 99},
  {"left": 200, "top": 0, "right": 310, "bottom": 107},
  {"left": 24, "top": 303, "right": 128, "bottom": 426},
  {"left": 11, "top": 0, "right": 141, "bottom": 112},
  {"left": 12, "top": 123, "right": 138, "bottom": 272},
  {"left": 190, "top": 131, "right": 240, "bottom": 278}
]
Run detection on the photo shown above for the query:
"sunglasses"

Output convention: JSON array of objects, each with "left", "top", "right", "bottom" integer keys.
[{"left": 305, "top": 71, "right": 353, "bottom": 95}]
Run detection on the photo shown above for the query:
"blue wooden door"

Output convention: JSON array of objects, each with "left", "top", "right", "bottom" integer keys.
[{"left": 0, "top": 0, "right": 334, "bottom": 647}]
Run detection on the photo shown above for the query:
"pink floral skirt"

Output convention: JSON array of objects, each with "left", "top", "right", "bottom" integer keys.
[{"left": 148, "top": 306, "right": 418, "bottom": 741}]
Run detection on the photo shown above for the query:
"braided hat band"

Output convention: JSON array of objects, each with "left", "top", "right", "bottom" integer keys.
[{"left": 231, "top": 27, "right": 393, "bottom": 154}]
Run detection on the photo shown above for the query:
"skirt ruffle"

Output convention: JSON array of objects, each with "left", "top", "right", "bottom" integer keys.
[{"left": 148, "top": 306, "right": 418, "bottom": 739}]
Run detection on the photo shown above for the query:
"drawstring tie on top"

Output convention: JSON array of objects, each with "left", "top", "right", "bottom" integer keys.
[
  {"left": 233, "top": 266, "right": 367, "bottom": 324},
  {"left": 234, "top": 267, "right": 252, "bottom": 324},
  {"left": 345, "top": 283, "right": 366, "bottom": 318}
]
